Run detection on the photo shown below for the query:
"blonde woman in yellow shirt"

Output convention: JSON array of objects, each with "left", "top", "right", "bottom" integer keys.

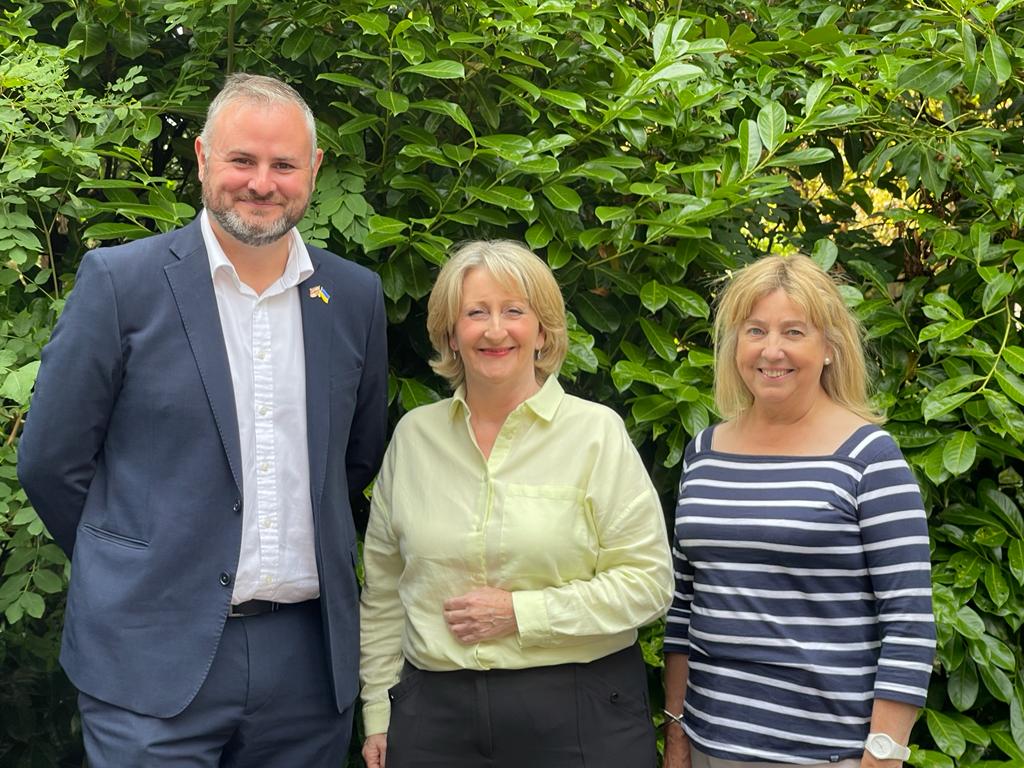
[{"left": 359, "top": 240, "right": 673, "bottom": 768}]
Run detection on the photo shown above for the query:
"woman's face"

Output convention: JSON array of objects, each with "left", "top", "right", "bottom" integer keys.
[
  {"left": 735, "top": 289, "right": 831, "bottom": 411},
  {"left": 451, "top": 267, "right": 545, "bottom": 399}
]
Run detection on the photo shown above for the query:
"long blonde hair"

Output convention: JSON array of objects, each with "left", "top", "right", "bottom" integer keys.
[{"left": 714, "top": 254, "right": 880, "bottom": 422}]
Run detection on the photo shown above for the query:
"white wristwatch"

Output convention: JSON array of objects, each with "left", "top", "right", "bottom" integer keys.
[{"left": 864, "top": 732, "right": 911, "bottom": 761}]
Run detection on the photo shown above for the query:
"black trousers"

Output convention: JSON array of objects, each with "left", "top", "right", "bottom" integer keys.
[{"left": 386, "top": 644, "right": 656, "bottom": 768}]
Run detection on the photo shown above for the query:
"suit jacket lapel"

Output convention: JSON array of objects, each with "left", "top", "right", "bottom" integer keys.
[
  {"left": 300, "top": 259, "right": 334, "bottom": 512},
  {"left": 164, "top": 220, "right": 243, "bottom": 495}
]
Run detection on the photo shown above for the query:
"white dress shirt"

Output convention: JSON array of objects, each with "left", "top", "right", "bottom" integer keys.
[{"left": 201, "top": 210, "right": 319, "bottom": 604}]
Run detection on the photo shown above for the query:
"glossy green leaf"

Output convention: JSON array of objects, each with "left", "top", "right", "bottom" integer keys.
[
  {"left": 978, "top": 663, "right": 1014, "bottom": 703},
  {"left": 1003, "top": 346, "right": 1024, "bottom": 375},
  {"left": 939, "top": 318, "right": 977, "bottom": 341},
  {"left": 82, "top": 222, "right": 152, "bottom": 240},
  {"left": 665, "top": 286, "right": 710, "bottom": 318},
  {"left": 942, "top": 432, "right": 977, "bottom": 474},
  {"left": 640, "top": 281, "right": 670, "bottom": 312},
  {"left": 947, "top": 661, "right": 979, "bottom": 711},
  {"left": 926, "top": 709, "right": 967, "bottom": 758},
  {"left": 631, "top": 394, "right": 676, "bottom": 422},
  {"left": 31, "top": 568, "right": 63, "bottom": 594},
  {"left": 980, "top": 484, "right": 1024, "bottom": 538},
  {"left": 541, "top": 184, "right": 582, "bottom": 212},
  {"left": 411, "top": 100, "right": 474, "bottom": 134},
  {"left": 756, "top": 102, "right": 786, "bottom": 152},
  {"left": 982, "top": 272, "right": 1015, "bottom": 312},
  {"left": 921, "top": 391, "right": 974, "bottom": 422},
  {"left": 983, "top": 35, "right": 1011, "bottom": 84},
  {"left": 982, "top": 391, "right": 1024, "bottom": 444},
  {"left": 398, "top": 378, "right": 441, "bottom": 411},
  {"left": 68, "top": 21, "right": 108, "bottom": 58},
  {"left": 954, "top": 605, "right": 985, "bottom": 639},
  {"left": 1009, "top": 539, "right": 1024, "bottom": 586},
  {"left": 466, "top": 185, "right": 534, "bottom": 211},
  {"left": 540, "top": 88, "right": 587, "bottom": 111},
  {"left": 897, "top": 60, "right": 963, "bottom": 97},
  {"left": 1011, "top": 692, "right": 1024, "bottom": 755},
  {"left": 764, "top": 147, "right": 834, "bottom": 167},
  {"left": 995, "top": 366, "right": 1024, "bottom": 406},
  {"left": 811, "top": 238, "right": 837, "bottom": 271},
  {"left": 738, "top": 119, "right": 762, "bottom": 176},
  {"left": 639, "top": 318, "right": 678, "bottom": 361},
  {"left": 374, "top": 90, "right": 410, "bottom": 115},
  {"left": 804, "top": 77, "right": 831, "bottom": 116},
  {"left": 400, "top": 60, "right": 465, "bottom": 79},
  {"left": 648, "top": 62, "right": 704, "bottom": 85}
]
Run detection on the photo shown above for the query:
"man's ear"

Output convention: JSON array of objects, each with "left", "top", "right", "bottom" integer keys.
[{"left": 194, "top": 137, "right": 206, "bottom": 182}]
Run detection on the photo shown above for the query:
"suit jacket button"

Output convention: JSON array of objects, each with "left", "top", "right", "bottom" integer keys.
[
  {"left": 232, "top": 499, "right": 241, "bottom": 513},
  {"left": 219, "top": 572, "right": 232, "bottom": 586}
]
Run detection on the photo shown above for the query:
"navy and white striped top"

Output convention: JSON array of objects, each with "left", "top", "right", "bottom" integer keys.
[{"left": 664, "top": 424, "right": 935, "bottom": 765}]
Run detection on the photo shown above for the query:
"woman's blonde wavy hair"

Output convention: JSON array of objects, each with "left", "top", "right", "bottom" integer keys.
[
  {"left": 426, "top": 240, "right": 568, "bottom": 390},
  {"left": 714, "top": 254, "right": 881, "bottom": 423}
]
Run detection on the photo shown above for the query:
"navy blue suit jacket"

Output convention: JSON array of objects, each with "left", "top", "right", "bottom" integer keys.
[{"left": 17, "top": 218, "right": 388, "bottom": 718}]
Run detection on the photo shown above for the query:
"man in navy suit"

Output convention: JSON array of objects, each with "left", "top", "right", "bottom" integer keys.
[{"left": 17, "top": 73, "right": 388, "bottom": 766}]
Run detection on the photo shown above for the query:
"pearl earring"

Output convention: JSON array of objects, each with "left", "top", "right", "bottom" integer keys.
[{"left": 824, "top": 357, "right": 832, "bottom": 366}]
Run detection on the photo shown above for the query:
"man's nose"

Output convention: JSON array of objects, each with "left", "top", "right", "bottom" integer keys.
[{"left": 247, "top": 165, "right": 275, "bottom": 196}]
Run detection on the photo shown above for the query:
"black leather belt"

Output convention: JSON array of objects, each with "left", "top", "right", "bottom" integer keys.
[{"left": 228, "top": 599, "right": 282, "bottom": 618}]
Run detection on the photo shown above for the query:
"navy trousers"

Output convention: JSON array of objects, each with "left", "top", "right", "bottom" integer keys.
[
  {"left": 79, "top": 600, "right": 352, "bottom": 768},
  {"left": 386, "top": 643, "right": 656, "bottom": 768}
]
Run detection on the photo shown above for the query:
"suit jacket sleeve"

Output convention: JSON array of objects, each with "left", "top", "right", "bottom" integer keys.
[
  {"left": 345, "top": 274, "right": 388, "bottom": 525},
  {"left": 17, "top": 251, "right": 123, "bottom": 557}
]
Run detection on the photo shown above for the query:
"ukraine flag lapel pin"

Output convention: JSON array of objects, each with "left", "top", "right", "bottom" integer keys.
[{"left": 308, "top": 285, "right": 331, "bottom": 304}]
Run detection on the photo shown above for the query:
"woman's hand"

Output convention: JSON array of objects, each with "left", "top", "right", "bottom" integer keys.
[
  {"left": 662, "top": 724, "right": 692, "bottom": 768},
  {"left": 443, "top": 586, "right": 517, "bottom": 643},
  {"left": 362, "top": 732, "right": 387, "bottom": 768}
]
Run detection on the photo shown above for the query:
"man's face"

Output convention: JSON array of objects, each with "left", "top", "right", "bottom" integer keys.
[{"left": 195, "top": 100, "right": 323, "bottom": 248}]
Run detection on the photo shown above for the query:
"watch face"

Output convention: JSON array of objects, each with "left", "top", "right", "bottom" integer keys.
[
  {"left": 866, "top": 733, "right": 908, "bottom": 759},
  {"left": 867, "top": 734, "right": 892, "bottom": 756}
]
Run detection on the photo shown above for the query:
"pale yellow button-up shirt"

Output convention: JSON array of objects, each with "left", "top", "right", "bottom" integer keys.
[{"left": 359, "top": 376, "right": 674, "bottom": 735}]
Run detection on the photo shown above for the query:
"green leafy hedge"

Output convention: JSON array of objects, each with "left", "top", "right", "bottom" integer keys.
[{"left": 2, "top": 0, "right": 1023, "bottom": 766}]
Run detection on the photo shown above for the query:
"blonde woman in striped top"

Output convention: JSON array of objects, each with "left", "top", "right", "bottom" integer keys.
[{"left": 663, "top": 254, "right": 934, "bottom": 768}]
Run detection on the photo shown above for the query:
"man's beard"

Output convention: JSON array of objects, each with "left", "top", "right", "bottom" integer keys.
[{"left": 203, "top": 187, "right": 308, "bottom": 247}]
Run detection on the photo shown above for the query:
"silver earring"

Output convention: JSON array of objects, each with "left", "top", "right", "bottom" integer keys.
[{"left": 534, "top": 349, "right": 542, "bottom": 361}]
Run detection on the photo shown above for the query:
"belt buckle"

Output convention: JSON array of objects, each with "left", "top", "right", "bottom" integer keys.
[{"left": 228, "top": 600, "right": 279, "bottom": 618}]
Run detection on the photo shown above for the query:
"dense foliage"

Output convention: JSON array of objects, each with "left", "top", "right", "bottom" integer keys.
[{"left": 2, "top": 0, "right": 1023, "bottom": 765}]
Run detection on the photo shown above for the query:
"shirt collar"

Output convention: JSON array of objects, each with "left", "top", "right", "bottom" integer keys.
[
  {"left": 200, "top": 209, "right": 314, "bottom": 293},
  {"left": 448, "top": 375, "right": 564, "bottom": 423}
]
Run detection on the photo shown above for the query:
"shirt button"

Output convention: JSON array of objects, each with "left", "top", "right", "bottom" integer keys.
[
  {"left": 258, "top": 405, "right": 268, "bottom": 416},
  {"left": 261, "top": 518, "right": 272, "bottom": 529},
  {"left": 219, "top": 572, "right": 232, "bottom": 586},
  {"left": 262, "top": 576, "right": 273, "bottom": 585},
  {"left": 260, "top": 462, "right": 269, "bottom": 473},
  {"left": 257, "top": 350, "right": 267, "bottom": 360}
]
